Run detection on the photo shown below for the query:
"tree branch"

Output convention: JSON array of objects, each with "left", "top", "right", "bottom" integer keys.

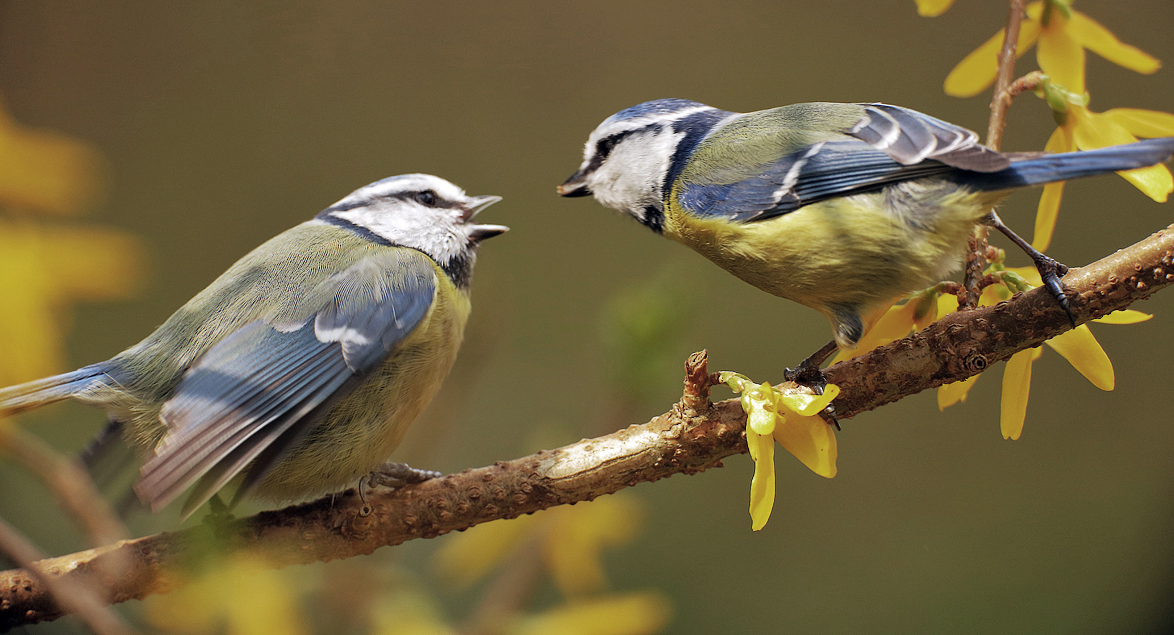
[{"left": 3, "top": 223, "right": 1173, "bottom": 630}]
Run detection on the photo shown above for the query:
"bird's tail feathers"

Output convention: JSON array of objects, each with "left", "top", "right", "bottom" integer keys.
[
  {"left": 0, "top": 364, "right": 110, "bottom": 416},
  {"left": 968, "top": 137, "right": 1174, "bottom": 191}
]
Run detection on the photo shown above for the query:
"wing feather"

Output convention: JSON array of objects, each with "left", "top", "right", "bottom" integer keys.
[
  {"left": 136, "top": 249, "right": 439, "bottom": 513},
  {"left": 676, "top": 103, "right": 1012, "bottom": 223}
]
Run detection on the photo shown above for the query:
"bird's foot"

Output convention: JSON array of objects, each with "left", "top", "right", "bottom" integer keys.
[
  {"left": 1031, "top": 252, "right": 1075, "bottom": 327},
  {"left": 357, "top": 463, "right": 442, "bottom": 508},
  {"left": 984, "top": 210, "right": 1075, "bottom": 326},
  {"left": 784, "top": 342, "right": 841, "bottom": 431}
]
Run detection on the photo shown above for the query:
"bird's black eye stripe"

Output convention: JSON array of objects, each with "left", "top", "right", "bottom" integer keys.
[
  {"left": 413, "top": 190, "right": 438, "bottom": 206},
  {"left": 585, "top": 124, "right": 661, "bottom": 173},
  {"left": 595, "top": 131, "right": 631, "bottom": 161}
]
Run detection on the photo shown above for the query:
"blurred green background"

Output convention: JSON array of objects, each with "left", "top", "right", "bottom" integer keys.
[{"left": 2, "top": 0, "right": 1174, "bottom": 632}]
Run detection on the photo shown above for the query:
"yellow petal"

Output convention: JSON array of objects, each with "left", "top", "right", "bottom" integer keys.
[
  {"left": 1117, "top": 164, "right": 1173, "bottom": 202},
  {"left": 433, "top": 515, "right": 538, "bottom": 587},
  {"left": 832, "top": 302, "right": 914, "bottom": 364},
  {"left": 979, "top": 278, "right": 1013, "bottom": 307},
  {"left": 511, "top": 593, "right": 672, "bottom": 635},
  {"left": 0, "top": 220, "right": 145, "bottom": 384},
  {"left": 1103, "top": 108, "right": 1174, "bottom": 138},
  {"left": 773, "top": 414, "right": 837, "bottom": 479},
  {"left": 1093, "top": 309, "right": 1151, "bottom": 325},
  {"left": 938, "top": 375, "right": 979, "bottom": 410},
  {"left": 915, "top": 0, "right": 954, "bottom": 17},
  {"left": 944, "top": 13, "right": 1042, "bottom": 98},
  {"left": 1071, "top": 108, "right": 1138, "bottom": 150},
  {"left": 1069, "top": 110, "right": 1172, "bottom": 200},
  {"left": 145, "top": 556, "right": 309, "bottom": 635},
  {"left": 778, "top": 383, "right": 840, "bottom": 418},
  {"left": 1037, "top": 13, "right": 1086, "bottom": 95},
  {"left": 1033, "top": 182, "right": 1064, "bottom": 252},
  {"left": 744, "top": 384, "right": 779, "bottom": 436},
  {"left": 1069, "top": 11, "right": 1161, "bottom": 74},
  {"left": 1000, "top": 349, "right": 1035, "bottom": 440},
  {"left": 747, "top": 428, "right": 776, "bottom": 531},
  {"left": 936, "top": 291, "right": 960, "bottom": 317},
  {"left": 0, "top": 104, "right": 108, "bottom": 216},
  {"left": 1045, "top": 325, "right": 1114, "bottom": 390},
  {"left": 1032, "top": 126, "right": 1074, "bottom": 251},
  {"left": 372, "top": 591, "right": 458, "bottom": 635},
  {"left": 545, "top": 496, "right": 642, "bottom": 596}
]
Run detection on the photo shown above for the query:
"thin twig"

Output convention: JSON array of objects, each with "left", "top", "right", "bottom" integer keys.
[
  {"left": 459, "top": 533, "right": 545, "bottom": 635},
  {"left": 0, "top": 515, "right": 136, "bottom": 635},
  {"left": 987, "top": 0, "right": 1028, "bottom": 149},
  {"left": 967, "top": 0, "right": 1029, "bottom": 309},
  {"left": 3, "top": 222, "right": 1174, "bottom": 629},
  {"left": 0, "top": 426, "right": 128, "bottom": 547}
]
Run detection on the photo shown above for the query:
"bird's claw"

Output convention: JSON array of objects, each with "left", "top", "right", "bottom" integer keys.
[
  {"left": 783, "top": 362, "right": 840, "bottom": 431},
  {"left": 1033, "top": 254, "right": 1075, "bottom": 327},
  {"left": 358, "top": 463, "right": 442, "bottom": 507}
]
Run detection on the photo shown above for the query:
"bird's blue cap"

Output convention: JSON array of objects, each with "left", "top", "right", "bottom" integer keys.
[{"left": 605, "top": 99, "right": 709, "bottom": 124}]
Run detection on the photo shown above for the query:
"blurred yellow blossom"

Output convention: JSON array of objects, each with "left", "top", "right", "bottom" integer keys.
[
  {"left": 944, "top": 1, "right": 1159, "bottom": 98},
  {"left": 144, "top": 555, "right": 308, "bottom": 635},
  {"left": 435, "top": 494, "right": 643, "bottom": 597},
  {"left": 0, "top": 96, "right": 107, "bottom": 215},
  {"left": 509, "top": 592, "right": 671, "bottom": 635},
  {"left": 0, "top": 94, "right": 144, "bottom": 385},
  {"left": 371, "top": 587, "right": 459, "bottom": 635},
  {"left": 915, "top": 0, "right": 955, "bottom": 18},
  {"left": 720, "top": 372, "right": 837, "bottom": 531},
  {"left": 0, "top": 218, "right": 144, "bottom": 385}
]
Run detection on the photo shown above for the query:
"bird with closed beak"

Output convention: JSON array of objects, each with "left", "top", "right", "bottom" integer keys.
[
  {"left": 559, "top": 99, "right": 1174, "bottom": 387},
  {"left": 0, "top": 173, "right": 507, "bottom": 517}
]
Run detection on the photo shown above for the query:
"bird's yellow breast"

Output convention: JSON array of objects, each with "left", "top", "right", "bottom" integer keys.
[{"left": 664, "top": 181, "right": 1000, "bottom": 321}]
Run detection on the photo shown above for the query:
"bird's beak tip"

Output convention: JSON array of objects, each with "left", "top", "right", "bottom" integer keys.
[{"left": 557, "top": 172, "right": 592, "bottom": 198}]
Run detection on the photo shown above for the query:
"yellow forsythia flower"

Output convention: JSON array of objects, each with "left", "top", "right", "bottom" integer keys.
[
  {"left": 434, "top": 494, "right": 643, "bottom": 597},
  {"left": 0, "top": 218, "right": 144, "bottom": 385},
  {"left": 1033, "top": 97, "right": 1174, "bottom": 250},
  {"left": 936, "top": 265, "right": 1134, "bottom": 439},
  {"left": 944, "top": 1, "right": 1159, "bottom": 98},
  {"left": 721, "top": 372, "right": 837, "bottom": 531},
  {"left": 0, "top": 96, "right": 107, "bottom": 215},
  {"left": 509, "top": 592, "right": 672, "bottom": 635}
]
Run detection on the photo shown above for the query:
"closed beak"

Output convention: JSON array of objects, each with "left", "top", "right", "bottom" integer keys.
[{"left": 556, "top": 172, "right": 592, "bottom": 197}]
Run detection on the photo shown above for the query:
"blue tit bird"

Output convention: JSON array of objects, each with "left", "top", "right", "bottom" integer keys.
[
  {"left": 558, "top": 99, "right": 1174, "bottom": 385},
  {"left": 0, "top": 174, "right": 507, "bottom": 517}
]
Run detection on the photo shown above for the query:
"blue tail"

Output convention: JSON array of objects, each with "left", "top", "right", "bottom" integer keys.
[
  {"left": 966, "top": 137, "right": 1174, "bottom": 191},
  {"left": 0, "top": 364, "right": 111, "bottom": 416}
]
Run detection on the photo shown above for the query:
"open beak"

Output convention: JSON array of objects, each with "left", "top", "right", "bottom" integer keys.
[
  {"left": 556, "top": 172, "right": 592, "bottom": 197},
  {"left": 463, "top": 195, "right": 508, "bottom": 242},
  {"left": 463, "top": 195, "right": 502, "bottom": 220}
]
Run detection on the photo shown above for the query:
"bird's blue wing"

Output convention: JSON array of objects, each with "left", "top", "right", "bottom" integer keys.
[
  {"left": 137, "top": 249, "right": 438, "bottom": 515},
  {"left": 677, "top": 103, "right": 1011, "bottom": 223}
]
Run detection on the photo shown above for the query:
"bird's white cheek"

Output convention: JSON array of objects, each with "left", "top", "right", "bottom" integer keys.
[{"left": 591, "top": 136, "right": 681, "bottom": 215}]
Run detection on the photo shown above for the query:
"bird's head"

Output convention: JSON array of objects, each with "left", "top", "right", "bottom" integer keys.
[
  {"left": 318, "top": 174, "right": 507, "bottom": 276},
  {"left": 558, "top": 99, "right": 731, "bottom": 232}
]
